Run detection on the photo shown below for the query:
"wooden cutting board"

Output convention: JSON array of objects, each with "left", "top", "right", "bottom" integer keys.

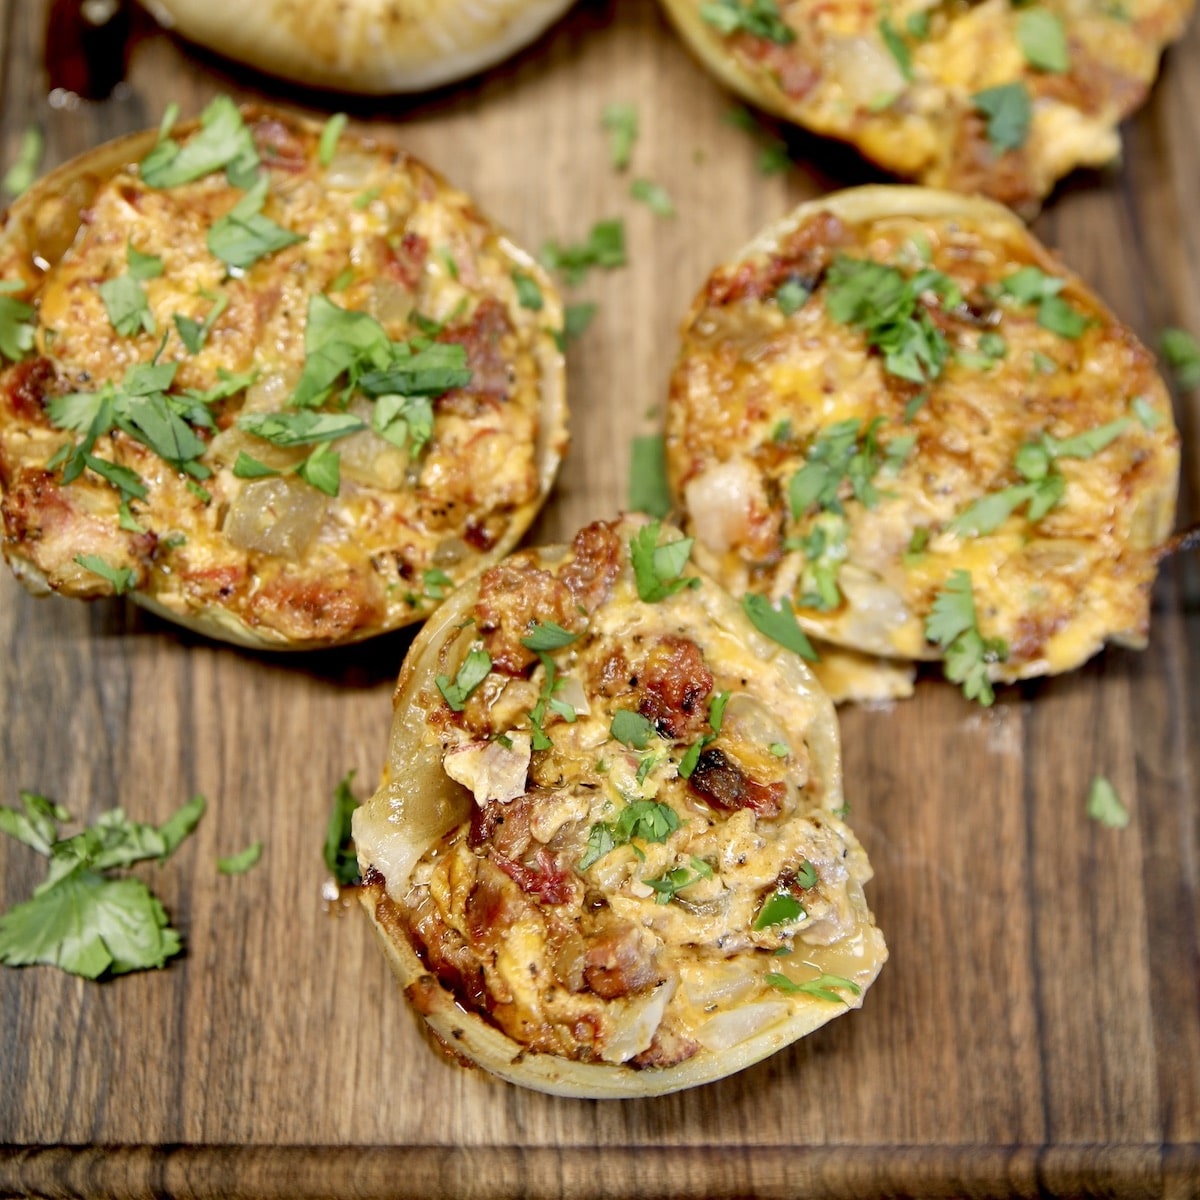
[{"left": 1, "top": 1, "right": 1198, "bottom": 1196}]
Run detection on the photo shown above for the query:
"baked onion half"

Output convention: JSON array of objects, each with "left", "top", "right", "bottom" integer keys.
[
  {"left": 658, "top": 0, "right": 1193, "bottom": 209},
  {"left": 138, "top": 0, "right": 577, "bottom": 93},
  {"left": 354, "top": 516, "right": 885, "bottom": 1097},
  {"left": 0, "top": 101, "right": 566, "bottom": 649},
  {"left": 666, "top": 186, "right": 1179, "bottom": 705}
]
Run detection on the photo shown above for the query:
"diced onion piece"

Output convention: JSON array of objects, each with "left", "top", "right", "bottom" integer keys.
[
  {"left": 694, "top": 1001, "right": 790, "bottom": 1052},
  {"left": 223, "top": 477, "right": 328, "bottom": 560},
  {"left": 242, "top": 369, "right": 297, "bottom": 413},
  {"left": 338, "top": 410, "right": 410, "bottom": 492},
  {"left": 555, "top": 674, "right": 591, "bottom": 718},
  {"left": 599, "top": 979, "right": 676, "bottom": 1064},
  {"left": 324, "top": 150, "right": 378, "bottom": 190},
  {"left": 443, "top": 734, "right": 532, "bottom": 805},
  {"left": 822, "top": 36, "right": 907, "bottom": 109},
  {"left": 368, "top": 276, "right": 415, "bottom": 327},
  {"left": 684, "top": 457, "right": 765, "bottom": 555},
  {"left": 679, "top": 959, "right": 759, "bottom": 1010}
]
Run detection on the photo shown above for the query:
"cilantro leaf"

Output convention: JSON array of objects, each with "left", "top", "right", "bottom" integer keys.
[
  {"left": 742, "top": 593, "right": 819, "bottom": 660},
  {"left": 207, "top": 176, "right": 305, "bottom": 270},
  {"left": 290, "top": 295, "right": 392, "bottom": 408},
  {"left": 0, "top": 792, "right": 204, "bottom": 979},
  {"left": 1132, "top": 395, "right": 1161, "bottom": 429},
  {"left": 601, "top": 103, "right": 638, "bottom": 170},
  {"left": 948, "top": 483, "right": 1037, "bottom": 536},
  {"left": 140, "top": 95, "right": 260, "bottom": 189},
  {"left": 2, "top": 125, "right": 43, "bottom": 198},
  {"left": 436, "top": 645, "right": 492, "bottom": 712},
  {"left": 1000, "top": 266, "right": 1063, "bottom": 303},
  {"left": 318, "top": 113, "right": 348, "bottom": 168},
  {"left": 628, "top": 433, "right": 672, "bottom": 519},
  {"left": 630, "top": 522, "right": 699, "bottom": 603},
  {"left": 372, "top": 393, "right": 434, "bottom": 455},
  {"left": 878, "top": 17, "right": 914, "bottom": 80},
  {"left": 753, "top": 891, "right": 805, "bottom": 930},
  {"left": 512, "top": 270, "right": 544, "bottom": 311},
  {"left": 99, "top": 275, "right": 155, "bottom": 338},
  {"left": 610, "top": 708, "right": 655, "bottom": 750},
  {"left": 700, "top": 0, "right": 795, "bottom": 43},
  {"left": 173, "top": 291, "right": 228, "bottom": 354},
  {"left": 578, "top": 799, "right": 680, "bottom": 871},
  {"left": 579, "top": 824, "right": 617, "bottom": 872},
  {"left": 324, "top": 771, "right": 363, "bottom": 886},
  {"left": 74, "top": 554, "right": 135, "bottom": 594},
  {"left": 232, "top": 451, "right": 280, "bottom": 479},
  {"left": 765, "top": 971, "right": 861, "bottom": 1002},
  {"left": 678, "top": 690, "right": 730, "bottom": 778},
  {"left": 1086, "top": 776, "right": 1130, "bottom": 829},
  {"left": 631, "top": 178, "right": 675, "bottom": 217},
  {"left": 237, "top": 410, "right": 365, "bottom": 446},
  {"left": 217, "top": 841, "right": 262, "bottom": 875},
  {"left": 973, "top": 82, "right": 1032, "bottom": 154},
  {"left": 1044, "top": 417, "right": 1130, "bottom": 459},
  {"left": 1017, "top": 8, "right": 1069, "bottom": 72},
  {"left": 0, "top": 290, "right": 36, "bottom": 363},
  {"left": 295, "top": 441, "right": 341, "bottom": 496},
  {"left": 644, "top": 857, "right": 713, "bottom": 904},
  {"left": 563, "top": 302, "right": 597, "bottom": 342},
  {"left": 1037, "top": 294, "right": 1091, "bottom": 339},
  {"left": 1159, "top": 327, "right": 1200, "bottom": 389},
  {"left": 521, "top": 621, "right": 578, "bottom": 652},
  {"left": 925, "top": 571, "right": 1007, "bottom": 706},
  {"left": 541, "top": 219, "right": 626, "bottom": 287},
  {"left": 775, "top": 278, "right": 810, "bottom": 315}
]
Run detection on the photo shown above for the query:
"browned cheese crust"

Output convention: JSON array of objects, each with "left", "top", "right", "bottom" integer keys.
[
  {"left": 666, "top": 188, "right": 1178, "bottom": 701},
  {"left": 0, "top": 102, "right": 565, "bottom": 648},
  {"left": 353, "top": 516, "right": 886, "bottom": 1096},
  {"left": 658, "top": 0, "right": 1194, "bottom": 208}
]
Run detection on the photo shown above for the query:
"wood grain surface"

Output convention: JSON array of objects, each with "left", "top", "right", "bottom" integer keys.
[{"left": 1, "top": 0, "right": 1199, "bottom": 1196}]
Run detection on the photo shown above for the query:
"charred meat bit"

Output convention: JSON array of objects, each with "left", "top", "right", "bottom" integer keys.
[
  {"left": 1, "top": 356, "right": 57, "bottom": 423},
  {"left": 474, "top": 560, "right": 582, "bottom": 675},
  {"left": 560, "top": 519, "right": 623, "bottom": 612},
  {"left": 469, "top": 792, "right": 534, "bottom": 858},
  {"left": 688, "top": 746, "right": 785, "bottom": 817},
  {"left": 583, "top": 922, "right": 660, "bottom": 999},
  {"left": 494, "top": 847, "right": 577, "bottom": 906},
  {"left": 636, "top": 636, "right": 714, "bottom": 739}
]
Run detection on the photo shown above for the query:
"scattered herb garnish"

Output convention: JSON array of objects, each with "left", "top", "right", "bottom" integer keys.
[
  {"left": 541, "top": 219, "right": 627, "bottom": 287},
  {"left": 99, "top": 241, "right": 164, "bottom": 337},
  {"left": 630, "top": 178, "right": 675, "bottom": 217},
  {"left": 630, "top": 521, "right": 699, "bottom": 603},
  {"left": 0, "top": 790, "right": 205, "bottom": 978},
  {"left": 436, "top": 645, "right": 492, "bottom": 712},
  {"left": 578, "top": 799, "right": 680, "bottom": 871},
  {"left": 1160, "top": 327, "right": 1200, "bottom": 389},
  {"left": 173, "top": 290, "right": 229, "bottom": 353},
  {"left": 74, "top": 554, "right": 136, "bottom": 594},
  {"left": 1086, "top": 776, "right": 1130, "bottom": 829},
  {"left": 1132, "top": 395, "right": 1161, "bottom": 429},
  {"left": 323, "top": 770, "right": 363, "bottom": 886},
  {"left": 217, "top": 840, "right": 262, "bottom": 875},
  {"left": 295, "top": 439, "right": 341, "bottom": 497},
  {"left": 775, "top": 278, "right": 810, "bottom": 316},
  {"left": 610, "top": 708, "right": 656, "bottom": 750},
  {"left": 628, "top": 434, "right": 672, "bottom": 519},
  {"left": 140, "top": 95, "right": 260, "bottom": 190},
  {"left": 562, "top": 302, "right": 597, "bottom": 343},
  {"left": 601, "top": 103, "right": 638, "bottom": 170},
  {"left": 207, "top": 176, "right": 305, "bottom": 270},
  {"left": 644, "top": 857, "right": 713, "bottom": 904},
  {"left": 700, "top": 0, "right": 795, "bottom": 43},
  {"left": 766, "top": 971, "right": 862, "bottom": 1002},
  {"left": 878, "top": 17, "right": 914, "bottom": 80},
  {"left": 742, "top": 593, "right": 819, "bottom": 661},
  {"left": 521, "top": 620, "right": 578, "bottom": 652},
  {"left": 2, "top": 125, "right": 43, "bottom": 197},
  {"left": 0, "top": 282, "right": 36, "bottom": 363},
  {"left": 1017, "top": 8, "right": 1069, "bottom": 72},
  {"left": 678, "top": 691, "right": 731, "bottom": 779},
  {"left": 512, "top": 270, "right": 544, "bottom": 311},
  {"left": 318, "top": 113, "right": 348, "bottom": 168},
  {"left": 753, "top": 890, "right": 805, "bottom": 930},
  {"left": 527, "top": 651, "right": 576, "bottom": 750},
  {"left": 236, "top": 409, "right": 365, "bottom": 446},
  {"left": 925, "top": 569, "right": 1007, "bottom": 706},
  {"left": 973, "top": 82, "right": 1032, "bottom": 154},
  {"left": 232, "top": 451, "right": 279, "bottom": 479}
]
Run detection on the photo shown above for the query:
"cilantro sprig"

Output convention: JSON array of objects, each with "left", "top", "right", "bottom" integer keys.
[
  {"left": 601, "top": 103, "right": 638, "bottom": 170},
  {"left": 140, "top": 95, "right": 260, "bottom": 190},
  {"left": 0, "top": 790, "right": 205, "bottom": 979},
  {"left": 678, "top": 691, "right": 730, "bottom": 779},
  {"left": 541, "top": 220, "right": 626, "bottom": 287},
  {"left": 628, "top": 434, "right": 672, "bottom": 519},
  {"left": 766, "top": 971, "right": 862, "bottom": 1003},
  {"left": 700, "top": 0, "right": 795, "bottom": 43},
  {"left": 973, "top": 82, "right": 1032, "bottom": 154},
  {"left": 207, "top": 176, "right": 305, "bottom": 270},
  {"left": 630, "top": 521, "right": 700, "bottom": 603},
  {"left": 324, "top": 770, "right": 363, "bottom": 886},
  {"left": 578, "top": 799, "right": 680, "bottom": 871},
  {"left": 742, "top": 594, "right": 819, "bottom": 661},
  {"left": 436, "top": 645, "right": 492, "bottom": 712},
  {"left": 644, "top": 857, "right": 714, "bottom": 904},
  {"left": 925, "top": 570, "right": 1007, "bottom": 706},
  {"left": 0, "top": 282, "right": 36, "bottom": 363}
]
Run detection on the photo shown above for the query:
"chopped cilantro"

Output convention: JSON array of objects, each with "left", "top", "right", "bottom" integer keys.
[
  {"left": 775, "top": 278, "right": 810, "bottom": 316},
  {"left": 678, "top": 690, "right": 730, "bottom": 779},
  {"left": 645, "top": 857, "right": 713, "bottom": 904},
  {"left": 318, "top": 113, "right": 348, "bottom": 167},
  {"left": 295, "top": 441, "right": 341, "bottom": 496},
  {"left": 630, "top": 521, "right": 699, "bottom": 602},
  {"left": 371, "top": 393, "right": 434, "bottom": 456},
  {"left": 0, "top": 790, "right": 205, "bottom": 979},
  {"left": 579, "top": 799, "right": 680, "bottom": 871},
  {"left": 700, "top": 0, "right": 795, "bottom": 43},
  {"left": 610, "top": 708, "right": 655, "bottom": 750},
  {"left": 631, "top": 178, "right": 675, "bottom": 217},
  {"left": 1037, "top": 294, "right": 1091, "bottom": 339},
  {"left": 758, "top": 143, "right": 792, "bottom": 175},
  {"left": 602, "top": 103, "right": 638, "bottom": 170},
  {"left": 1086, "top": 776, "right": 1130, "bottom": 829},
  {"left": 1017, "top": 8, "right": 1069, "bottom": 72},
  {"left": 173, "top": 291, "right": 229, "bottom": 353},
  {"left": 769, "top": 742, "right": 789, "bottom": 757},
  {"left": 99, "top": 274, "right": 155, "bottom": 338},
  {"left": 742, "top": 593, "right": 818, "bottom": 660},
  {"left": 563, "top": 302, "right": 597, "bottom": 343},
  {"left": 628, "top": 434, "right": 672, "bottom": 519},
  {"left": 232, "top": 451, "right": 280, "bottom": 479},
  {"left": 973, "top": 82, "right": 1032, "bottom": 154},
  {"left": 0, "top": 286, "right": 36, "bottom": 363},
  {"left": 1032, "top": 350, "right": 1058, "bottom": 375},
  {"left": 541, "top": 219, "right": 627, "bottom": 287},
  {"left": 1132, "top": 395, "right": 1161, "bottom": 429},
  {"left": 436, "top": 645, "right": 492, "bottom": 712},
  {"left": 2, "top": 125, "right": 43, "bottom": 197},
  {"left": 324, "top": 770, "right": 363, "bottom": 886},
  {"left": 906, "top": 10, "right": 930, "bottom": 38},
  {"left": 217, "top": 840, "right": 262, "bottom": 875},
  {"left": 753, "top": 891, "right": 805, "bottom": 930},
  {"left": 1000, "top": 265, "right": 1063, "bottom": 303},
  {"left": 74, "top": 554, "right": 135, "bottom": 595},
  {"left": 512, "top": 270, "right": 544, "bottom": 311},
  {"left": 878, "top": 17, "right": 914, "bottom": 80},
  {"left": 140, "top": 95, "right": 260, "bottom": 190},
  {"left": 766, "top": 971, "right": 861, "bottom": 1002},
  {"left": 421, "top": 569, "right": 454, "bottom": 601},
  {"left": 1160, "top": 327, "right": 1200, "bottom": 389},
  {"left": 925, "top": 570, "right": 1007, "bottom": 706},
  {"left": 207, "top": 176, "right": 305, "bottom": 269},
  {"left": 527, "top": 651, "right": 572, "bottom": 750},
  {"left": 521, "top": 620, "right": 578, "bottom": 652},
  {"left": 237, "top": 409, "right": 364, "bottom": 446}
]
